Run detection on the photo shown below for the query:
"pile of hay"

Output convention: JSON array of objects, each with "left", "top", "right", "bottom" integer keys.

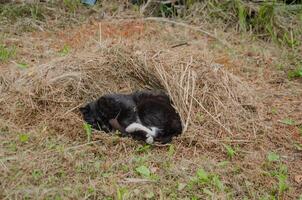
[{"left": 0, "top": 42, "right": 262, "bottom": 143}]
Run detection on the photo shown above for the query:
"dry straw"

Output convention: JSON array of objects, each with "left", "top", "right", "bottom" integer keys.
[{"left": 0, "top": 42, "right": 261, "bottom": 142}]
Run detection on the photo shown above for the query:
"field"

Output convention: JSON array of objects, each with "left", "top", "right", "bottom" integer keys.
[{"left": 0, "top": 1, "right": 302, "bottom": 199}]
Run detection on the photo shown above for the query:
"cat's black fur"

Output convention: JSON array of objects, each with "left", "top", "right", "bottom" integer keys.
[{"left": 79, "top": 90, "right": 182, "bottom": 144}]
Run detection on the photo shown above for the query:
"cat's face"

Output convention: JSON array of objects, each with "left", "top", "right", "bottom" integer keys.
[{"left": 79, "top": 102, "right": 111, "bottom": 132}]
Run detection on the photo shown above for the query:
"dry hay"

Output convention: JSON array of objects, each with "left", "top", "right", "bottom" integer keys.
[{"left": 0, "top": 42, "right": 263, "bottom": 143}]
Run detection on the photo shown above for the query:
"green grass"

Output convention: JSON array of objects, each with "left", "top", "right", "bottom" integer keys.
[
  {"left": 63, "top": 0, "right": 82, "bottom": 13},
  {"left": 0, "top": 44, "right": 16, "bottom": 62},
  {"left": 0, "top": 3, "right": 45, "bottom": 21},
  {"left": 288, "top": 68, "right": 302, "bottom": 79}
]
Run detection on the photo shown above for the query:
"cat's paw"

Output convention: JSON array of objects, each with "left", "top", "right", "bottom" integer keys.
[
  {"left": 146, "top": 136, "right": 154, "bottom": 144},
  {"left": 125, "top": 123, "right": 140, "bottom": 132}
]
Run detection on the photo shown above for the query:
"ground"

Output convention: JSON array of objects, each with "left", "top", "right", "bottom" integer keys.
[{"left": 0, "top": 2, "right": 302, "bottom": 200}]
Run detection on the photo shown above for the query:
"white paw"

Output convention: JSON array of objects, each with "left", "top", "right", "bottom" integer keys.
[
  {"left": 146, "top": 136, "right": 154, "bottom": 144},
  {"left": 125, "top": 123, "right": 139, "bottom": 132}
]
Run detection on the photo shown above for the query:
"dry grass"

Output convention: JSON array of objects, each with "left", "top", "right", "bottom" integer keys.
[{"left": 0, "top": 5, "right": 301, "bottom": 200}]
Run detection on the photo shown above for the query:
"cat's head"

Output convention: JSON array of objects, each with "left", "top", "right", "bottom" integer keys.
[{"left": 79, "top": 101, "right": 111, "bottom": 132}]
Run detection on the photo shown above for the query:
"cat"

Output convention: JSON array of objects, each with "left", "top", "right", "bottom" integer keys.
[{"left": 79, "top": 90, "right": 182, "bottom": 144}]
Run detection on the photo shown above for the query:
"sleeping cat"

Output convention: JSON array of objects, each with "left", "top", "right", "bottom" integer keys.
[{"left": 79, "top": 90, "right": 182, "bottom": 144}]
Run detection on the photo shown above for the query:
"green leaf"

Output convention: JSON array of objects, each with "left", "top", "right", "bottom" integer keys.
[
  {"left": 135, "top": 165, "right": 151, "bottom": 177},
  {"left": 59, "top": 45, "right": 70, "bottom": 56},
  {"left": 135, "top": 144, "right": 150, "bottom": 153},
  {"left": 196, "top": 168, "right": 209, "bottom": 183},
  {"left": 19, "top": 133, "right": 29, "bottom": 143},
  {"left": 32, "top": 169, "right": 43, "bottom": 180},
  {"left": 267, "top": 152, "right": 280, "bottom": 162},
  {"left": 168, "top": 144, "right": 175, "bottom": 156},
  {"left": 212, "top": 175, "right": 224, "bottom": 191},
  {"left": 116, "top": 187, "right": 128, "bottom": 200},
  {"left": 277, "top": 173, "right": 288, "bottom": 193},
  {"left": 17, "top": 62, "right": 28, "bottom": 69},
  {"left": 83, "top": 123, "right": 92, "bottom": 142},
  {"left": 280, "top": 118, "right": 295, "bottom": 125}
]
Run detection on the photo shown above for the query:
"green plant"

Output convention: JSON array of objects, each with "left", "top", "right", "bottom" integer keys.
[
  {"left": 32, "top": 169, "right": 43, "bottom": 180},
  {"left": 267, "top": 152, "right": 280, "bottom": 162},
  {"left": 59, "top": 45, "right": 70, "bottom": 56},
  {"left": 135, "top": 165, "right": 151, "bottom": 178},
  {"left": 0, "top": 4, "right": 44, "bottom": 21},
  {"left": 271, "top": 107, "right": 278, "bottom": 115},
  {"left": 280, "top": 118, "right": 295, "bottom": 125},
  {"left": 17, "top": 62, "right": 28, "bottom": 69},
  {"left": 116, "top": 187, "right": 128, "bottom": 200},
  {"left": 168, "top": 144, "right": 175, "bottom": 156},
  {"left": 19, "top": 133, "right": 29, "bottom": 143},
  {"left": 235, "top": 0, "right": 247, "bottom": 31},
  {"left": 288, "top": 68, "right": 302, "bottom": 79},
  {"left": 212, "top": 175, "right": 224, "bottom": 191},
  {"left": 223, "top": 144, "right": 236, "bottom": 159},
  {"left": 0, "top": 44, "right": 16, "bottom": 62},
  {"left": 135, "top": 144, "right": 151, "bottom": 153},
  {"left": 276, "top": 165, "right": 289, "bottom": 194},
  {"left": 196, "top": 168, "right": 210, "bottom": 184},
  {"left": 191, "top": 168, "right": 225, "bottom": 193},
  {"left": 63, "top": 0, "right": 81, "bottom": 13},
  {"left": 83, "top": 123, "right": 92, "bottom": 142}
]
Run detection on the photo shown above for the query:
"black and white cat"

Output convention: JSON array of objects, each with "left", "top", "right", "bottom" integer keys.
[{"left": 79, "top": 90, "right": 182, "bottom": 144}]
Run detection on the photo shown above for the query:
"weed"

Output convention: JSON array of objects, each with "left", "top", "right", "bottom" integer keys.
[
  {"left": 16, "top": 62, "right": 28, "bottom": 69},
  {"left": 252, "top": 2, "right": 276, "bottom": 39},
  {"left": 267, "top": 152, "right": 280, "bottom": 162},
  {"left": 280, "top": 118, "right": 295, "bottom": 125},
  {"left": 83, "top": 123, "right": 92, "bottom": 142},
  {"left": 19, "top": 133, "right": 29, "bottom": 143},
  {"left": 135, "top": 144, "right": 151, "bottom": 153},
  {"left": 288, "top": 68, "right": 302, "bottom": 79},
  {"left": 271, "top": 107, "right": 278, "bottom": 115},
  {"left": 160, "top": 2, "right": 176, "bottom": 17},
  {"left": 116, "top": 187, "right": 128, "bottom": 200},
  {"left": 0, "top": 44, "right": 16, "bottom": 62},
  {"left": 32, "top": 169, "right": 43, "bottom": 180},
  {"left": 0, "top": 4, "right": 44, "bottom": 21},
  {"left": 235, "top": 0, "right": 247, "bottom": 31},
  {"left": 282, "top": 31, "right": 301, "bottom": 48},
  {"left": 168, "top": 144, "right": 175, "bottom": 156},
  {"left": 212, "top": 175, "right": 224, "bottom": 191},
  {"left": 191, "top": 168, "right": 226, "bottom": 193},
  {"left": 63, "top": 0, "right": 81, "bottom": 13},
  {"left": 196, "top": 168, "right": 210, "bottom": 184},
  {"left": 135, "top": 165, "right": 151, "bottom": 178},
  {"left": 223, "top": 144, "right": 236, "bottom": 159},
  {"left": 59, "top": 45, "right": 70, "bottom": 56}
]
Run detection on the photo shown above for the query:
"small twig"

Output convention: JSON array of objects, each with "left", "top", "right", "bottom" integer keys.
[{"left": 171, "top": 42, "right": 189, "bottom": 48}]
